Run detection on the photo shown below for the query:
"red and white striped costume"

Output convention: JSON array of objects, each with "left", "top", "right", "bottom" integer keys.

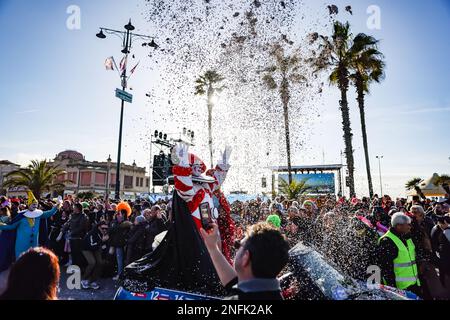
[{"left": 173, "top": 153, "right": 229, "bottom": 230}]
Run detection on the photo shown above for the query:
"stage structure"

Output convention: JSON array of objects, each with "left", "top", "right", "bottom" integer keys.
[{"left": 149, "top": 129, "right": 195, "bottom": 192}]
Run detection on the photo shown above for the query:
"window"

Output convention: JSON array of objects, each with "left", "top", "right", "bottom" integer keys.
[
  {"left": 80, "top": 172, "right": 92, "bottom": 186},
  {"left": 95, "top": 172, "right": 106, "bottom": 186},
  {"left": 68, "top": 172, "right": 78, "bottom": 184},
  {"left": 110, "top": 174, "right": 116, "bottom": 187},
  {"left": 124, "top": 175, "right": 133, "bottom": 189},
  {"left": 146, "top": 178, "right": 149, "bottom": 188},
  {"left": 135, "top": 176, "right": 139, "bottom": 187},
  {"left": 141, "top": 177, "right": 144, "bottom": 187}
]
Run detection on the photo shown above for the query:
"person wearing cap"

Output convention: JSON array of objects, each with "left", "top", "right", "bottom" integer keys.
[
  {"left": 377, "top": 212, "right": 421, "bottom": 296},
  {"left": 266, "top": 214, "right": 281, "bottom": 229}
]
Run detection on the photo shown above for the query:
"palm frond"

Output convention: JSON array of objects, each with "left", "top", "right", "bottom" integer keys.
[
  {"left": 279, "top": 177, "right": 311, "bottom": 200},
  {"left": 262, "top": 74, "right": 277, "bottom": 89},
  {"left": 195, "top": 70, "right": 225, "bottom": 96},
  {"left": 405, "top": 177, "right": 422, "bottom": 190},
  {"left": 434, "top": 174, "right": 450, "bottom": 186},
  {"left": 3, "top": 159, "right": 66, "bottom": 197}
]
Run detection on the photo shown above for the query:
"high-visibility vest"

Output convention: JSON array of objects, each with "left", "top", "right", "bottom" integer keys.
[{"left": 378, "top": 230, "right": 421, "bottom": 290}]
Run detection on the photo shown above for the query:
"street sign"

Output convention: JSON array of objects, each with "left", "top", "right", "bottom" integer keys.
[{"left": 115, "top": 88, "right": 133, "bottom": 103}]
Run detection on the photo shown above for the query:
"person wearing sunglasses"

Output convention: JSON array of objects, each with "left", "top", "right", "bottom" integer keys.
[
  {"left": 80, "top": 222, "right": 109, "bottom": 290},
  {"left": 200, "top": 222, "right": 290, "bottom": 300}
]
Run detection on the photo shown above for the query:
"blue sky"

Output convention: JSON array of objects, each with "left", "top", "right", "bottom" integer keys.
[{"left": 0, "top": 0, "right": 449, "bottom": 197}]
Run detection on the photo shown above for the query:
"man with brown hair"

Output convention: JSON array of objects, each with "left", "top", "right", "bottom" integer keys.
[{"left": 201, "top": 222, "right": 290, "bottom": 300}]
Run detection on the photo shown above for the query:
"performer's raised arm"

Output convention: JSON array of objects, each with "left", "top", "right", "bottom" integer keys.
[
  {"left": 42, "top": 205, "right": 60, "bottom": 219},
  {"left": 0, "top": 219, "right": 20, "bottom": 231},
  {"left": 171, "top": 143, "right": 195, "bottom": 203},
  {"left": 208, "top": 146, "right": 232, "bottom": 193}
]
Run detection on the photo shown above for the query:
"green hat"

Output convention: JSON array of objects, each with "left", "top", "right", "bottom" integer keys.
[
  {"left": 81, "top": 202, "right": 90, "bottom": 209},
  {"left": 266, "top": 214, "right": 281, "bottom": 228}
]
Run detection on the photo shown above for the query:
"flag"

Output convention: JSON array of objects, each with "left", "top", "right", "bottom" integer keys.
[
  {"left": 104, "top": 56, "right": 115, "bottom": 70},
  {"left": 120, "top": 56, "right": 128, "bottom": 72},
  {"left": 129, "top": 61, "right": 140, "bottom": 75}
]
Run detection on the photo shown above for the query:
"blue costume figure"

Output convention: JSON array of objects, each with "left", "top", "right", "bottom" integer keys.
[{"left": 0, "top": 191, "right": 59, "bottom": 271}]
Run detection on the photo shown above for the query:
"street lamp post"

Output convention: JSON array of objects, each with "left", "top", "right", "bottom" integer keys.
[
  {"left": 96, "top": 20, "right": 156, "bottom": 200},
  {"left": 376, "top": 155, "right": 384, "bottom": 196}
]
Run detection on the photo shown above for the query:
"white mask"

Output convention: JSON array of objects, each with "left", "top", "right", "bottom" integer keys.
[{"left": 192, "top": 164, "right": 203, "bottom": 177}]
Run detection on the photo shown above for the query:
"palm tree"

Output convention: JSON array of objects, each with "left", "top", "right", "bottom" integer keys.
[
  {"left": 194, "top": 70, "right": 225, "bottom": 168},
  {"left": 3, "top": 160, "right": 67, "bottom": 198},
  {"left": 405, "top": 177, "right": 422, "bottom": 190},
  {"left": 278, "top": 177, "right": 311, "bottom": 200},
  {"left": 313, "top": 21, "right": 360, "bottom": 196},
  {"left": 262, "top": 43, "right": 307, "bottom": 184},
  {"left": 405, "top": 177, "right": 426, "bottom": 200},
  {"left": 434, "top": 174, "right": 450, "bottom": 194},
  {"left": 349, "top": 34, "right": 385, "bottom": 198}
]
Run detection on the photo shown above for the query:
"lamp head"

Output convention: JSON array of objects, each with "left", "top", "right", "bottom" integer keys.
[
  {"left": 96, "top": 30, "right": 106, "bottom": 39},
  {"left": 125, "top": 20, "right": 135, "bottom": 31}
]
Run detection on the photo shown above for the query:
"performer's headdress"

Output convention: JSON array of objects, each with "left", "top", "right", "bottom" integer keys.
[
  {"left": 24, "top": 191, "right": 43, "bottom": 218},
  {"left": 189, "top": 153, "right": 206, "bottom": 173},
  {"left": 27, "top": 191, "right": 38, "bottom": 207}
]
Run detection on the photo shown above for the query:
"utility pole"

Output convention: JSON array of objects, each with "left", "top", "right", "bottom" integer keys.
[
  {"left": 376, "top": 155, "right": 384, "bottom": 196},
  {"left": 96, "top": 20, "right": 157, "bottom": 200}
]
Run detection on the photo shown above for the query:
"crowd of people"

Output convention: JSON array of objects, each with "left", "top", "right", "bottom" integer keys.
[
  {"left": 0, "top": 195, "right": 170, "bottom": 293},
  {"left": 0, "top": 189, "right": 450, "bottom": 300},
  {"left": 229, "top": 193, "right": 450, "bottom": 299}
]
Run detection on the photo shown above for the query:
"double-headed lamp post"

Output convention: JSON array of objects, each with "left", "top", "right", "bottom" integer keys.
[
  {"left": 376, "top": 155, "right": 384, "bottom": 196},
  {"left": 96, "top": 20, "right": 157, "bottom": 200}
]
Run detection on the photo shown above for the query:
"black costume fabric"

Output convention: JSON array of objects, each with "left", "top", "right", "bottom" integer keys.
[{"left": 120, "top": 191, "right": 228, "bottom": 297}]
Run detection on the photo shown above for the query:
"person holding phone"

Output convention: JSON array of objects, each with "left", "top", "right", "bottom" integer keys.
[{"left": 200, "top": 222, "right": 290, "bottom": 300}]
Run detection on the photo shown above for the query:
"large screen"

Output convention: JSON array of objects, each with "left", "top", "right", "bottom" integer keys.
[{"left": 278, "top": 173, "right": 335, "bottom": 195}]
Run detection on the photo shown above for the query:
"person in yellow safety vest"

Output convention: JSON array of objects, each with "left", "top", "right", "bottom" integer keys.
[{"left": 378, "top": 212, "right": 422, "bottom": 297}]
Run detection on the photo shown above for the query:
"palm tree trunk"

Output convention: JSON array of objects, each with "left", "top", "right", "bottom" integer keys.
[
  {"left": 339, "top": 70, "right": 355, "bottom": 196},
  {"left": 207, "top": 87, "right": 214, "bottom": 168},
  {"left": 356, "top": 82, "right": 374, "bottom": 198},
  {"left": 34, "top": 188, "right": 41, "bottom": 199},
  {"left": 281, "top": 82, "right": 293, "bottom": 184}
]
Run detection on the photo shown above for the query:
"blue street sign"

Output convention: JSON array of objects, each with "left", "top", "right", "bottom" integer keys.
[{"left": 115, "top": 88, "right": 133, "bottom": 103}]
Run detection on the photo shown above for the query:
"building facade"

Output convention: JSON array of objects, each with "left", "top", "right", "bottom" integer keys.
[
  {"left": 52, "top": 150, "right": 150, "bottom": 199},
  {"left": 0, "top": 160, "right": 21, "bottom": 195}
]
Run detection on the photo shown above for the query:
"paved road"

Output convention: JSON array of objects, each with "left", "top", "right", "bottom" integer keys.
[{"left": 58, "top": 266, "right": 119, "bottom": 300}]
